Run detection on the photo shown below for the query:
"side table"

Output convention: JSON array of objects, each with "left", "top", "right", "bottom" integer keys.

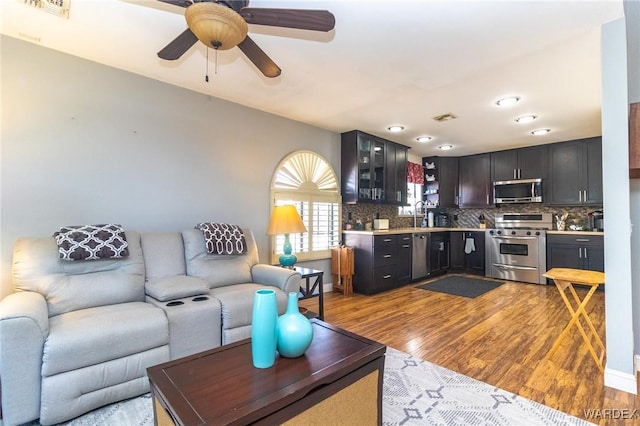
[{"left": 295, "top": 267, "right": 324, "bottom": 320}]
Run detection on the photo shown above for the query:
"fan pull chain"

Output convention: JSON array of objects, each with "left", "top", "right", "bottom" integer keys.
[{"left": 205, "top": 47, "right": 209, "bottom": 82}]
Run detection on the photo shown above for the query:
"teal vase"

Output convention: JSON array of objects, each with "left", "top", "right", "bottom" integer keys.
[
  {"left": 251, "top": 288, "right": 278, "bottom": 368},
  {"left": 277, "top": 292, "right": 314, "bottom": 358}
]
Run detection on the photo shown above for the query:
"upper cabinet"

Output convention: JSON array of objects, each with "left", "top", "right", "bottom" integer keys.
[
  {"left": 341, "top": 130, "right": 408, "bottom": 205},
  {"left": 422, "top": 156, "right": 459, "bottom": 208},
  {"left": 491, "top": 145, "right": 548, "bottom": 182},
  {"left": 458, "top": 153, "right": 492, "bottom": 208},
  {"left": 546, "top": 137, "right": 602, "bottom": 206}
]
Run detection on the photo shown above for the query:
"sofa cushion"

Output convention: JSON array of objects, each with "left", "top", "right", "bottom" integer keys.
[
  {"left": 12, "top": 232, "right": 145, "bottom": 316},
  {"left": 140, "top": 232, "right": 186, "bottom": 280},
  {"left": 209, "top": 283, "right": 288, "bottom": 330},
  {"left": 42, "top": 302, "right": 168, "bottom": 376},
  {"left": 182, "top": 229, "right": 259, "bottom": 289},
  {"left": 53, "top": 224, "right": 129, "bottom": 261},
  {"left": 145, "top": 276, "right": 209, "bottom": 301}
]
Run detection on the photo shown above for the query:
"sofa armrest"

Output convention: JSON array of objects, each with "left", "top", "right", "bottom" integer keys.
[
  {"left": 0, "top": 291, "right": 49, "bottom": 425},
  {"left": 145, "top": 276, "right": 209, "bottom": 302},
  {"left": 251, "top": 264, "right": 302, "bottom": 294}
]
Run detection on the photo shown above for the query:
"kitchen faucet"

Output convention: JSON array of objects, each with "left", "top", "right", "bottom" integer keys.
[{"left": 413, "top": 200, "right": 426, "bottom": 228}]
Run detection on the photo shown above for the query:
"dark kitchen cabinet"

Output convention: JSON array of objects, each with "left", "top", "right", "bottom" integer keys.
[
  {"left": 386, "top": 142, "right": 408, "bottom": 205},
  {"left": 491, "top": 145, "right": 548, "bottom": 182},
  {"left": 458, "top": 153, "right": 492, "bottom": 208},
  {"left": 343, "top": 232, "right": 412, "bottom": 295},
  {"left": 422, "top": 156, "right": 459, "bottom": 208},
  {"left": 450, "top": 231, "right": 485, "bottom": 275},
  {"left": 428, "top": 232, "right": 450, "bottom": 277},
  {"left": 341, "top": 130, "right": 408, "bottom": 205},
  {"left": 546, "top": 234, "right": 604, "bottom": 273},
  {"left": 545, "top": 137, "right": 602, "bottom": 206}
]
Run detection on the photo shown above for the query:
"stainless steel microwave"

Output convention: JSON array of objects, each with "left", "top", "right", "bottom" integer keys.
[{"left": 493, "top": 178, "right": 543, "bottom": 204}]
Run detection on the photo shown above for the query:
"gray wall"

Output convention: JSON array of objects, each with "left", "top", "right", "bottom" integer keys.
[{"left": 0, "top": 35, "right": 340, "bottom": 298}]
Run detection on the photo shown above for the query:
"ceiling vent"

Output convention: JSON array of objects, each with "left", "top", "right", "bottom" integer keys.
[
  {"left": 433, "top": 113, "right": 457, "bottom": 122},
  {"left": 22, "top": 0, "right": 70, "bottom": 19}
]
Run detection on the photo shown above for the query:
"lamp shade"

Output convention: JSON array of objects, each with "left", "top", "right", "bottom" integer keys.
[
  {"left": 266, "top": 205, "right": 307, "bottom": 235},
  {"left": 185, "top": 2, "right": 248, "bottom": 51}
]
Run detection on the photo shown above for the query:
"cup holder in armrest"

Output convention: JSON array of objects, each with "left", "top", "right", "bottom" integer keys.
[
  {"left": 192, "top": 296, "right": 209, "bottom": 302},
  {"left": 166, "top": 301, "right": 184, "bottom": 307}
]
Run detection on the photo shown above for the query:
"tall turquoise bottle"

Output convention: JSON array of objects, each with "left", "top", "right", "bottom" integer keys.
[
  {"left": 251, "top": 288, "right": 278, "bottom": 368},
  {"left": 277, "top": 292, "right": 314, "bottom": 358}
]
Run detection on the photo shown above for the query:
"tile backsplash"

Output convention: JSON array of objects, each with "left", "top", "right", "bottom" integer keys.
[{"left": 342, "top": 203, "right": 602, "bottom": 231}]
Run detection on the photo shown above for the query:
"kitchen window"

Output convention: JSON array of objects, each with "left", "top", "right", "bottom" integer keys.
[{"left": 271, "top": 151, "right": 341, "bottom": 263}]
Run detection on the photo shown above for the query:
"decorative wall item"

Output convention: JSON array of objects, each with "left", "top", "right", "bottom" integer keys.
[
  {"left": 276, "top": 292, "right": 313, "bottom": 358},
  {"left": 22, "top": 0, "right": 71, "bottom": 18},
  {"left": 251, "top": 289, "right": 278, "bottom": 368}
]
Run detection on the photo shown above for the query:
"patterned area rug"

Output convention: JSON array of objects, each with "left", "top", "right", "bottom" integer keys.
[{"left": 39, "top": 348, "right": 591, "bottom": 426}]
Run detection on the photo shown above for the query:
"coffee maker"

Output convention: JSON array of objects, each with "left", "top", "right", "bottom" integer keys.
[{"left": 588, "top": 210, "right": 604, "bottom": 231}]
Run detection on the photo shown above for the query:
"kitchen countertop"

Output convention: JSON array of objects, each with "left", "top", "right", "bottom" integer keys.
[{"left": 342, "top": 228, "right": 604, "bottom": 236}]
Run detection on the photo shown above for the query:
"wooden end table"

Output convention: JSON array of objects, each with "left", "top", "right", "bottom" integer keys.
[
  {"left": 295, "top": 267, "right": 324, "bottom": 320},
  {"left": 147, "top": 320, "right": 386, "bottom": 425}
]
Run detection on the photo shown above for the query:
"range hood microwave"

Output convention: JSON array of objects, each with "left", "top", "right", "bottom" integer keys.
[{"left": 493, "top": 178, "right": 543, "bottom": 204}]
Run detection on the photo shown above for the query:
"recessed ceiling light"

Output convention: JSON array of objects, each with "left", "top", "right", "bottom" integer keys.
[
  {"left": 495, "top": 96, "right": 521, "bottom": 107},
  {"left": 387, "top": 125, "right": 405, "bottom": 132},
  {"left": 416, "top": 136, "right": 433, "bottom": 143},
  {"left": 531, "top": 128, "right": 551, "bottom": 136},
  {"left": 438, "top": 144, "right": 454, "bottom": 150},
  {"left": 515, "top": 115, "right": 537, "bottom": 123}
]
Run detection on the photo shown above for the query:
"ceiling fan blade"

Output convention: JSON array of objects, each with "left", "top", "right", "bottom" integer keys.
[
  {"left": 156, "top": 0, "right": 191, "bottom": 7},
  {"left": 158, "top": 28, "right": 198, "bottom": 60},
  {"left": 239, "top": 8, "right": 335, "bottom": 32},
  {"left": 237, "top": 36, "right": 281, "bottom": 78}
]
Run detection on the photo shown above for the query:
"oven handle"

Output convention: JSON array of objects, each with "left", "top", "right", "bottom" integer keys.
[
  {"left": 492, "top": 264, "right": 538, "bottom": 271},
  {"left": 491, "top": 236, "right": 539, "bottom": 240}
]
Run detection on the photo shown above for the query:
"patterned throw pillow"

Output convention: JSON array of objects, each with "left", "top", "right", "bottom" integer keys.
[
  {"left": 53, "top": 224, "right": 130, "bottom": 261},
  {"left": 195, "top": 223, "right": 247, "bottom": 255}
]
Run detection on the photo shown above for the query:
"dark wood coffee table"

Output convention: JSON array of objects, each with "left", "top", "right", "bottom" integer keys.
[{"left": 147, "top": 319, "right": 386, "bottom": 425}]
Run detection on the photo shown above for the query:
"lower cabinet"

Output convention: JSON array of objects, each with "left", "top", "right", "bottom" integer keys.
[
  {"left": 343, "top": 233, "right": 412, "bottom": 295},
  {"left": 450, "top": 231, "right": 486, "bottom": 276},
  {"left": 428, "top": 232, "right": 450, "bottom": 277},
  {"left": 546, "top": 234, "right": 604, "bottom": 272}
]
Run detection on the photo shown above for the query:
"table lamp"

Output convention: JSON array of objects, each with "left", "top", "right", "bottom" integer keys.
[{"left": 266, "top": 205, "right": 307, "bottom": 268}]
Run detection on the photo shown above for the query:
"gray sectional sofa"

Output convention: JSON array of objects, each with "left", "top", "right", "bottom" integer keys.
[{"left": 0, "top": 227, "right": 301, "bottom": 425}]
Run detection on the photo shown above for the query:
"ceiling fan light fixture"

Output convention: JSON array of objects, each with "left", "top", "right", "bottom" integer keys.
[{"left": 185, "top": 2, "right": 248, "bottom": 51}]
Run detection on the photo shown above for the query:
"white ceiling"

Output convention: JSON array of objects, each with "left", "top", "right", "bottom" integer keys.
[{"left": 1, "top": 0, "right": 624, "bottom": 157}]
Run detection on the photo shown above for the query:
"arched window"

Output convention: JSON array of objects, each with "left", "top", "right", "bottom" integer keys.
[{"left": 270, "top": 151, "right": 341, "bottom": 263}]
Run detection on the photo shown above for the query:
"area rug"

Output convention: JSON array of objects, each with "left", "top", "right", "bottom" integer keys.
[
  {"left": 41, "top": 348, "right": 591, "bottom": 426},
  {"left": 417, "top": 275, "right": 505, "bottom": 298}
]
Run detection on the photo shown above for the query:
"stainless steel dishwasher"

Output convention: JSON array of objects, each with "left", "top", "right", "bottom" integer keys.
[{"left": 412, "top": 233, "right": 428, "bottom": 280}]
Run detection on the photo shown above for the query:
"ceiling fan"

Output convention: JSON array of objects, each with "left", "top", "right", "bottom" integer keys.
[{"left": 157, "top": 0, "right": 335, "bottom": 78}]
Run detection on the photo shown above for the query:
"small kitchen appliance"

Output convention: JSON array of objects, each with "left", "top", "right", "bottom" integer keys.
[
  {"left": 588, "top": 211, "right": 604, "bottom": 231},
  {"left": 435, "top": 213, "right": 450, "bottom": 228},
  {"left": 485, "top": 212, "right": 552, "bottom": 285},
  {"left": 373, "top": 219, "right": 389, "bottom": 230}
]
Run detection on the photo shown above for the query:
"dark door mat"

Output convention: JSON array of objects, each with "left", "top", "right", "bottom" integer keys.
[{"left": 417, "top": 275, "right": 505, "bottom": 298}]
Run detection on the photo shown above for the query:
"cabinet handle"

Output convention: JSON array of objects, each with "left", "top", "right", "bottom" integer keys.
[
  {"left": 384, "top": 254, "right": 392, "bottom": 258},
  {"left": 578, "top": 191, "right": 582, "bottom": 202},
  {"left": 486, "top": 194, "right": 489, "bottom": 204},
  {"left": 578, "top": 248, "right": 583, "bottom": 258},
  {"left": 402, "top": 244, "right": 410, "bottom": 248},
  {"left": 575, "top": 238, "right": 590, "bottom": 242},
  {"left": 583, "top": 190, "right": 587, "bottom": 202},
  {"left": 513, "top": 169, "right": 517, "bottom": 180},
  {"left": 383, "top": 274, "right": 392, "bottom": 279},
  {"left": 584, "top": 248, "right": 588, "bottom": 259},
  {"left": 383, "top": 238, "right": 392, "bottom": 242}
]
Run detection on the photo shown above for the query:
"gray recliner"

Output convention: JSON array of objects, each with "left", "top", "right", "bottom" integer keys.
[{"left": 0, "top": 232, "right": 169, "bottom": 425}]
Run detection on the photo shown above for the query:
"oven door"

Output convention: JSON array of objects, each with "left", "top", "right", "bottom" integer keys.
[{"left": 486, "top": 235, "right": 539, "bottom": 268}]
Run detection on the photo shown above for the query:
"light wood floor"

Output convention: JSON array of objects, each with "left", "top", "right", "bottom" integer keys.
[{"left": 300, "top": 275, "right": 640, "bottom": 425}]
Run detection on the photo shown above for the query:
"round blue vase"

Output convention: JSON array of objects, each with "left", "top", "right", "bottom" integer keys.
[
  {"left": 277, "top": 292, "right": 314, "bottom": 358},
  {"left": 251, "top": 288, "right": 278, "bottom": 368}
]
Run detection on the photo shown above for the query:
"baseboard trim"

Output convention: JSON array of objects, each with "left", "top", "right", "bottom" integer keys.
[{"left": 604, "top": 366, "right": 638, "bottom": 394}]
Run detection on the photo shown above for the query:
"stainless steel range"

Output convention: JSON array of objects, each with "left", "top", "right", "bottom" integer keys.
[{"left": 485, "top": 212, "right": 553, "bottom": 284}]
